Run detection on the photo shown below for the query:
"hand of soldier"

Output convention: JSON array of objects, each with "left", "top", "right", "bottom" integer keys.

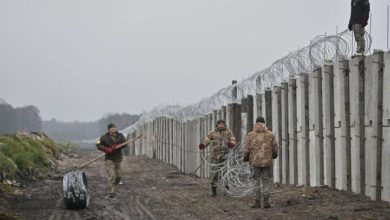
[
  {"left": 227, "top": 142, "right": 235, "bottom": 149},
  {"left": 198, "top": 143, "right": 206, "bottom": 150},
  {"left": 111, "top": 144, "right": 120, "bottom": 150},
  {"left": 102, "top": 146, "right": 113, "bottom": 154},
  {"left": 361, "top": 16, "right": 369, "bottom": 27},
  {"left": 272, "top": 150, "right": 278, "bottom": 159},
  {"left": 348, "top": 21, "right": 352, "bottom": 31}
]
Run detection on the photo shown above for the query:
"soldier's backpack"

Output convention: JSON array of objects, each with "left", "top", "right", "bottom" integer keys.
[{"left": 63, "top": 170, "right": 90, "bottom": 209}]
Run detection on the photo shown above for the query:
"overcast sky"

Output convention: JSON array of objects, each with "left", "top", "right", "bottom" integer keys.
[{"left": 0, "top": 0, "right": 388, "bottom": 122}]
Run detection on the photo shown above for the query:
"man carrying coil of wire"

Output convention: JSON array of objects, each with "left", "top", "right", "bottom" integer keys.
[
  {"left": 243, "top": 116, "right": 278, "bottom": 208},
  {"left": 198, "top": 119, "right": 236, "bottom": 197}
]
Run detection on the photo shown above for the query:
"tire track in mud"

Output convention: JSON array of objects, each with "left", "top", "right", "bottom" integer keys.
[
  {"left": 79, "top": 156, "right": 158, "bottom": 220},
  {"left": 47, "top": 193, "right": 64, "bottom": 220},
  {"left": 136, "top": 196, "right": 156, "bottom": 220}
]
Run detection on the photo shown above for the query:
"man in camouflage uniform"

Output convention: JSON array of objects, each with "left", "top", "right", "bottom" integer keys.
[
  {"left": 199, "top": 119, "right": 236, "bottom": 197},
  {"left": 96, "top": 123, "right": 127, "bottom": 198},
  {"left": 244, "top": 116, "right": 278, "bottom": 208},
  {"left": 348, "top": 0, "right": 370, "bottom": 55}
]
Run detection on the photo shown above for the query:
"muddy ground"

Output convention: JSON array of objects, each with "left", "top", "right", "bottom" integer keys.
[{"left": 4, "top": 148, "right": 390, "bottom": 220}]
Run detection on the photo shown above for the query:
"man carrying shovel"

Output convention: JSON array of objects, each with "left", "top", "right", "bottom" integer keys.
[{"left": 96, "top": 123, "right": 127, "bottom": 198}]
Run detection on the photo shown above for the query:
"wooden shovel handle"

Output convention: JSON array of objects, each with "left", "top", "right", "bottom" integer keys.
[{"left": 79, "top": 134, "right": 144, "bottom": 169}]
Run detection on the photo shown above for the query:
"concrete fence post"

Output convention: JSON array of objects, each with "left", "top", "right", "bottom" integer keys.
[
  {"left": 264, "top": 89, "right": 273, "bottom": 131},
  {"left": 161, "top": 118, "right": 166, "bottom": 162},
  {"left": 382, "top": 51, "right": 390, "bottom": 203},
  {"left": 309, "top": 68, "right": 324, "bottom": 186},
  {"left": 170, "top": 118, "right": 174, "bottom": 164},
  {"left": 153, "top": 119, "right": 156, "bottom": 158},
  {"left": 181, "top": 122, "right": 186, "bottom": 172},
  {"left": 198, "top": 117, "right": 205, "bottom": 178},
  {"left": 222, "top": 106, "right": 227, "bottom": 121},
  {"left": 217, "top": 109, "right": 222, "bottom": 121},
  {"left": 185, "top": 120, "right": 197, "bottom": 174},
  {"left": 178, "top": 121, "right": 183, "bottom": 171},
  {"left": 125, "top": 133, "right": 131, "bottom": 156},
  {"left": 256, "top": 93, "right": 263, "bottom": 120},
  {"left": 281, "top": 82, "right": 289, "bottom": 184},
  {"left": 213, "top": 110, "right": 218, "bottom": 127},
  {"left": 241, "top": 98, "right": 248, "bottom": 142},
  {"left": 323, "top": 62, "right": 336, "bottom": 188},
  {"left": 272, "top": 86, "right": 282, "bottom": 183},
  {"left": 334, "top": 58, "right": 351, "bottom": 191},
  {"left": 364, "top": 50, "right": 384, "bottom": 201},
  {"left": 297, "top": 73, "right": 310, "bottom": 186},
  {"left": 205, "top": 114, "right": 211, "bottom": 178},
  {"left": 350, "top": 55, "right": 366, "bottom": 194},
  {"left": 288, "top": 78, "right": 298, "bottom": 185},
  {"left": 158, "top": 117, "right": 162, "bottom": 160},
  {"left": 228, "top": 103, "right": 241, "bottom": 143}
]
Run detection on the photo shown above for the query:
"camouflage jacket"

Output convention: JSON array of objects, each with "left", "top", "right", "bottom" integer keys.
[
  {"left": 201, "top": 128, "right": 236, "bottom": 160},
  {"left": 243, "top": 123, "right": 278, "bottom": 167}
]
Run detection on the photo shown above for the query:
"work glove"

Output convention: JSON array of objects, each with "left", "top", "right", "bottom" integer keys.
[
  {"left": 227, "top": 142, "right": 235, "bottom": 149},
  {"left": 361, "top": 16, "right": 369, "bottom": 27},
  {"left": 198, "top": 143, "right": 206, "bottom": 150},
  {"left": 272, "top": 149, "right": 278, "bottom": 159},
  {"left": 348, "top": 21, "right": 353, "bottom": 31},
  {"left": 102, "top": 146, "right": 114, "bottom": 154}
]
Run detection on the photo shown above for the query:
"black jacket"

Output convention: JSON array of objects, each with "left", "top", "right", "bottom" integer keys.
[
  {"left": 350, "top": 0, "right": 370, "bottom": 25},
  {"left": 96, "top": 131, "right": 126, "bottom": 161}
]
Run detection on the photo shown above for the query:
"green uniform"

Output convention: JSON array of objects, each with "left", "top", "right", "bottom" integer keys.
[{"left": 96, "top": 131, "right": 126, "bottom": 194}]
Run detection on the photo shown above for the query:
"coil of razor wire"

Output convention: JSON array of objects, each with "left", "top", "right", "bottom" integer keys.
[{"left": 201, "top": 142, "right": 258, "bottom": 198}]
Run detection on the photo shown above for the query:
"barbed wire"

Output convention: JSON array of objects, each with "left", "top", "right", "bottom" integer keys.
[
  {"left": 123, "top": 30, "right": 371, "bottom": 134},
  {"left": 200, "top": 142, "right": 257, "bottom": 198}
]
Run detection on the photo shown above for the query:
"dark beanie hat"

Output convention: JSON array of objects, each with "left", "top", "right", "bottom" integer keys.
[
  {"left": 216, "top": 119, "right": 226, "bottom": 125},
  {"left": 256, "top": 116, "right": 265, "bottom": 124},
  {"left": 107, "top": 123, "right": 116, "bottom": 130}
]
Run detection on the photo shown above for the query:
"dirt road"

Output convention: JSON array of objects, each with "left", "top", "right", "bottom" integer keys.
[{"left": 7, "top": 149, "right": 390, "bottom": 220}]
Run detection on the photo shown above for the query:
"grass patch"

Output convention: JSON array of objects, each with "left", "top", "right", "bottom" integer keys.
[{"left": 0, "top": 133, "right": 74, "bottom": 180}]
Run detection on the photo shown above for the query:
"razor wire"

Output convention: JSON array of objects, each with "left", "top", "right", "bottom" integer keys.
[
  {"left": 122, "top": 29, "right": 371, "bottom": 135},
  {"left": 200, "top": 142, "right": 257, "bottom": 198}
]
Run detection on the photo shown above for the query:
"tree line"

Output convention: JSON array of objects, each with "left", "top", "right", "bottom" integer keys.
[
  {"left": 0, "top": 101, "right": 42, "bottom": 134},
  {"left": 42, "top": 113, "right": 140, "bottom": 142},
  {"left": 0, "top": 99, "right": 139, "bottom": 142}
]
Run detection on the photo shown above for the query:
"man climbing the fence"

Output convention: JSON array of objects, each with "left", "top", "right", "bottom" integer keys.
[
  {"left": 198, "top": 119, "right": 236, "bottom": 197},
  {"left": 348, "top": 0, "right": 370, "bottom": 56},
  {"left": 244, "top": 116, "right": 278, "bottom": 208},
  {"left": 96, "top": 123, "right": 127, "bottom": 198}
]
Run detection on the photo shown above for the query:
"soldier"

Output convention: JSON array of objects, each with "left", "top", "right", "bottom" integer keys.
[
  {"left": 348, "top": 0, "right": 370, "bottom": 56},
  {"left": 96, "top": 123, "right": 127, "bottom": 198},
  {"left": 198, "top": 119, "right": 236, "bottom": 197},
  {"left": 244, "top": 116, "right": 278, "bottom": 208}
]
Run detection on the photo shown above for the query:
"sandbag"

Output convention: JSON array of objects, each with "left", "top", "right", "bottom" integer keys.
[{"left": 63, "top": 170, "right": 90, "bottom": 209}]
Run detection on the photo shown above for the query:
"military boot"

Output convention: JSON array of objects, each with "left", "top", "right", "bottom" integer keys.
[
  {"left": 210, "top": 186, "right": 217, "bottom": 197},
  {"left": 263, "top": 196, "right": 271, "bottom": 208},
  {"left": 251, "top": 199, "right": 261, "bottom": 208}
]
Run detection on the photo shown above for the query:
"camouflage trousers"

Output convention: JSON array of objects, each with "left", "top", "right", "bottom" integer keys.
[
  {"left": 353, "top": 24, "right": 365, "bottom": 54},
  {"left": 252, "top": 166, "right": 272, "bottom": 201},
  {"left": 210, "top": 157, "right": 226, "bottom": 187},
  {"left": 105, "top": 159, "right": 122, "bottom": 193}
]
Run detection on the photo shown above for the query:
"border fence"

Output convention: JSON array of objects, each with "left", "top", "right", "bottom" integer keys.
[{"left": 122, "top": 31, "right": 390, "bottom": 203}]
